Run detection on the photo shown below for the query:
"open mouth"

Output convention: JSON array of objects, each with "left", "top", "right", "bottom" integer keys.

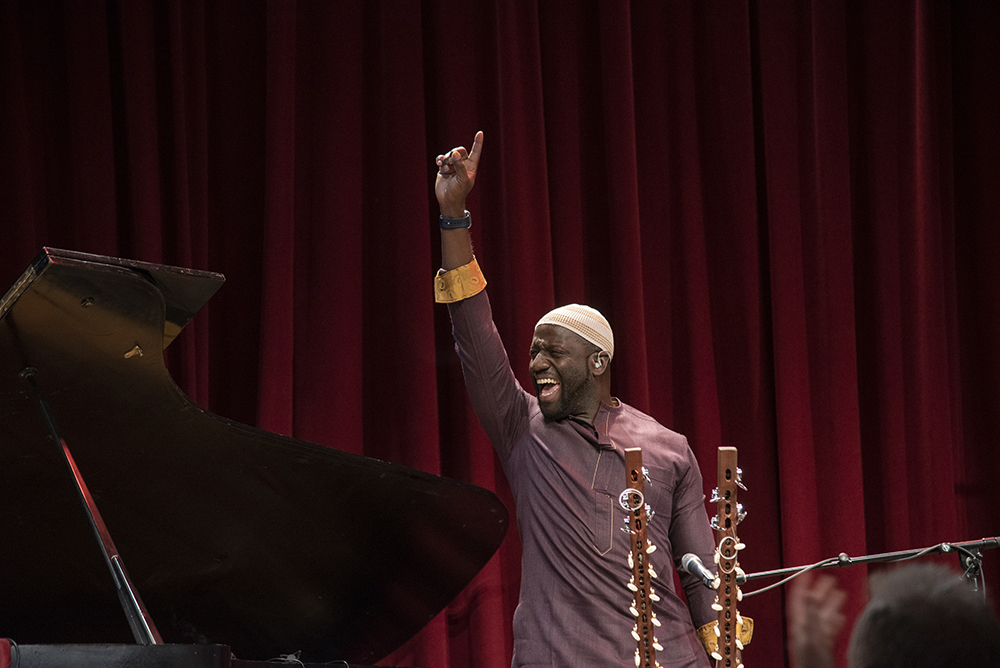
[{"left": 535, "top": 377, "right": 561, "bottom": 400}]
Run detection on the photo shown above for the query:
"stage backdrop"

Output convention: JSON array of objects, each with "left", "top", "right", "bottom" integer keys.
[{"left": 1, "top": 1, "right": 997, "bottom": 667}]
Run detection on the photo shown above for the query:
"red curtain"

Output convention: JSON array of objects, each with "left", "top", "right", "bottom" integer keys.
[{"left": 1, "top": 2, "right": 997, "bottom": 667}]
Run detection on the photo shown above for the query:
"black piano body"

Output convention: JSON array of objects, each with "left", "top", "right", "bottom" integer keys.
[
  {"left": 12, "top": 643, "right": 421, "bottom": 667},
  {"left": 0, "top": 248, "right": 508, "bottom": 666}
]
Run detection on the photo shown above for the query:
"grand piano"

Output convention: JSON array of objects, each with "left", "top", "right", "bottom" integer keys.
[{"left": 0, "top": 248, "right": 509, "bottom": 667}]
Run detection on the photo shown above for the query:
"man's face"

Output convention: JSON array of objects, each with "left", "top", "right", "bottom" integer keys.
[{"left": 529, "top": 324, "right": 599, "bottom": 421}]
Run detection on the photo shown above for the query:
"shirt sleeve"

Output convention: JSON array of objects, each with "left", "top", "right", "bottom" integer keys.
[
  {"left": 434, "top": 257, "right": 487, "bottom": 303},
  {"left": 669, "top": 442, "right": 719, "bottom": 629},
  {"left": 447, "top": 289, "right": 531, "bottom": 461}
]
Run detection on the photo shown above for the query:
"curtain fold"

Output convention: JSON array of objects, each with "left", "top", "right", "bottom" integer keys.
[{"left": 1, "top": 2, "right": 997, "bottom": 667}]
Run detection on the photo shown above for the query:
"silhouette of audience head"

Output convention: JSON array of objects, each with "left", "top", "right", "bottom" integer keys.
[{"left": 847, "top": 563, "right": 1000, "bottom": 668}]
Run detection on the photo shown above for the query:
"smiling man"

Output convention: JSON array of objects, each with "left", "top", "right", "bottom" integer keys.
[
  {"left": 531, "top": 303, "right": 613, "bottom": 422},
  {"left": 432, "top": 132, "right": 717, "bottom": 668}
]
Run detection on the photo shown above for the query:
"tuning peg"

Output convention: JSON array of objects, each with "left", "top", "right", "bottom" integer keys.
[
  {"left": 736, "top": 467, "right": 746, "bottom": 490},
  {"left": 619, "top": 488, "right": 645, "bottom": 511}
]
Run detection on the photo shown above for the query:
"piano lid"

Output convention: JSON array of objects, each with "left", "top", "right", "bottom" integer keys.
[{"left": 0, "top": 248, "right": 509, "bottom": 663}]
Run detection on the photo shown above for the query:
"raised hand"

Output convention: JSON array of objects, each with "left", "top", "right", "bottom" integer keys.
[
  {"left": 435, "top": 131, "right": 484, "bottom": 218},
  {"left": 787, "top": 572, "right": 846, "bottom": 668}
]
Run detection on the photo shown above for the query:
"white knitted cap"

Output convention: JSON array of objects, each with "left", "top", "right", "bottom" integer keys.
[{"left": 535, "top": 304, "right": 614, "bottom": 359}]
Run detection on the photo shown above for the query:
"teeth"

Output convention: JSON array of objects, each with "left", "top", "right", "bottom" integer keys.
[{"left": 536, "top": 378, "right": 557, "bottom": 384}]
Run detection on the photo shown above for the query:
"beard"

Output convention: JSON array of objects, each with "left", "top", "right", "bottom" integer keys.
[{"left": 538, "top": 363, "right": 600, "bottom": 422}]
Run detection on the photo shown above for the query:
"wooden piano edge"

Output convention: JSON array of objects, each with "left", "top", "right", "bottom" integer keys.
[{"left": 10, "top": 644, "right": 427, "bottom": 668}]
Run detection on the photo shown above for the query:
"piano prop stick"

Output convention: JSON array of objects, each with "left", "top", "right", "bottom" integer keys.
[
  {"left": 0, "top": 248, "right": 509, "bottom": 665},
  {"left": 19, "top": 365, "right": 163, "bottom": 646}
]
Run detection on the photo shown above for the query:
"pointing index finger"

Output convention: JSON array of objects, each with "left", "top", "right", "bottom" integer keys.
[{"left": 467, "top": 131, "right": 484, "bottom": 167}]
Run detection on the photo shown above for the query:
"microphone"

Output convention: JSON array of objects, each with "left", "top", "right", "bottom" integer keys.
[{"left": 680, "top": 553, "right": 718, "bottom": 590}]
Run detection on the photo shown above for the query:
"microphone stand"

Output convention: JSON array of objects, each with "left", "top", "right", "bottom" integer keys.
[{"left": 738, "top": 536, "right": 1000, "bottom": 600}]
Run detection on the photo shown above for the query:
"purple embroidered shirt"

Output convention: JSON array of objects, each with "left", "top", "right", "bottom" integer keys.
[{"left": 449, "top": 291, "right": 717, "bottom": 668}]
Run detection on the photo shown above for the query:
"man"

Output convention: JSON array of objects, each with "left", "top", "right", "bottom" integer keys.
[
  {"left": 432, "top": 131, "right": 718, "bottom": 667},
  {"left": 789, "top": 564, "right": 1000, "bottom": 668}
]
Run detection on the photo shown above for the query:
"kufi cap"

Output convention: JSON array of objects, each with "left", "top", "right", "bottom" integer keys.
[{"left": 535, "top": 304, "right": 614, "bottom": 359}]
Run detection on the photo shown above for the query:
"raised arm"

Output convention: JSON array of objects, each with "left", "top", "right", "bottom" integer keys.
[
  {"left": 431, "top": 131, "right": 528, "bottom": 456},
  {"left": 435, "top": 131, "right": 483, "bottom": 270}
]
